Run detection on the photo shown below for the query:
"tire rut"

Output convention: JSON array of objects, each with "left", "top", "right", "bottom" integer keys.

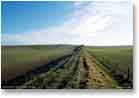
[
  {"left": 2, "top": 46, "right": 119, "bottom": 89},
  {"left": 84, "top": 50, "right": 119, "bottom": 88}
]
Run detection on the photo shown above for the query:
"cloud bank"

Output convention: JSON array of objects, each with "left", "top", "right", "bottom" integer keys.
[{"left": 2, "top": 1, "right": 133, "bottom": 45}]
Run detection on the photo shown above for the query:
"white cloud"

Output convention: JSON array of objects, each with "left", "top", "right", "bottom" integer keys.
[
  {"left": 2, "top": 1, "right": 133, "bottom": 45},
  {"left": 73, "top": 1, "right": 84, "bottom": 6}
]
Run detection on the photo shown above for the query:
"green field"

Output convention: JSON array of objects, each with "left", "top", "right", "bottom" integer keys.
[
  {"left": 86, "top": 46, "right": 133, "bottom": 87},
  {"left": 1, "top": 45, "right": 75, "bottom": 81},
  {"left": 1, "top": 45, "right": 133, "bottom": 89}
]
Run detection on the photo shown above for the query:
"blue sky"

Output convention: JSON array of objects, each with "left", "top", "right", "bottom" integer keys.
[
  {"left": 1, "top": 0, "right": 133, "bottom": 45},
  {"left": 2, "top": 1, "right": 76, "bottom": 34}
]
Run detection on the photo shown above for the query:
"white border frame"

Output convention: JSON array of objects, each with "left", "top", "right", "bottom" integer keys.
[{"left": 0, "top": 0, "right": 139, "bottom": 98}]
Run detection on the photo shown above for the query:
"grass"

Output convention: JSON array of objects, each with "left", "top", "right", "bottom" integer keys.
[
  {"left": 86, "top": 46, "right": 133, "bottom": 88},
  {"left": 22, "top": 46, "right": 120, "bottom": 89},
  {"left": 23, "top": 50, "right": 80, "bottom": 89},
  {"left": 1, "top": 45, "right": 75, "bottom": 81},
  {"left": 1, "top": 45, "right": 133, "bottom": 89}
]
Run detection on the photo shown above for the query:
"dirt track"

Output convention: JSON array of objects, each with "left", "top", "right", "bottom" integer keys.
[{"left": 2, "top": 46, "right": 119, "bottom": 89}]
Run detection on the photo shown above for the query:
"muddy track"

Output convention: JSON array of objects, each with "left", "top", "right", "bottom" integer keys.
[
  {"left": 58, "top": 54, "right": 80, "bottom": 89},
  {"left": 2, "top": 46, "right": 119, "bottom": 89},
  {"left": 83, "top": 50, "right": 119, "bottom": 88},
  {"left": 78, "top": 57, "right": 89, "bottom": 88}
]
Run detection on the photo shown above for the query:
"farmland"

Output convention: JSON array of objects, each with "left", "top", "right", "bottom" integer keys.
[
  {"left": 1, "top": 45, "right": 75, "bottom": 82},
  {"left": 86, "top": 46, "right": 133, "bottom": 88},
  {"left": 1, "top": 45, "right": 133, "bottom": 89}
]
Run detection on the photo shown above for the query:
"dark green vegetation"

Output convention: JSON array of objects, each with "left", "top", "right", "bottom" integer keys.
[
  {"left": 86, "top": 46, "right": 133, "bottom": 88},
  {"left": 1, "top": 45, "right": 133, "bottom": 89},
  {"left": 1, "top": 45, "right": 75, "bottom": 81}
]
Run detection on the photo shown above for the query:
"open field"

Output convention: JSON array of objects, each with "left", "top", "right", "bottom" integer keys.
[
  {"left": 1, "top": 45, "right": 75, "bottom": 81},
  {"left": 1, "top": 45, "right": 133, "bottom": 89},
  {"left": 86, "top": 46, "right": 133, "bottom": 88}
]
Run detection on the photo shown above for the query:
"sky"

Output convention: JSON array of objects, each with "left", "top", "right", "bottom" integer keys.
[{"left": 1, "top": 0, "right": 133, "bottom": 46}]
